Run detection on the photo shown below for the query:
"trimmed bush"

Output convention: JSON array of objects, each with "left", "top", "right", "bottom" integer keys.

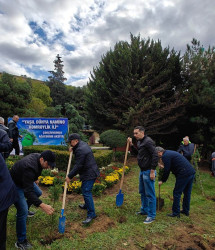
[
  {"left": 22, "top": 145, "right": 68, "bottom": 154},
  {"left": 22, "top": 145, "right": 113, "bottom": 170},
  {"left": 94, "top": 150, "right": 113, "bottom": 168},
  {"left": 100, "top": 130, "right": 127, "bottom": 151}
]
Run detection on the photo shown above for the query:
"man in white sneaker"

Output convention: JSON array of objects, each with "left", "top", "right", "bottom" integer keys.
[{"left": 128, "top": 126, "right": 158, "bottom": 224}]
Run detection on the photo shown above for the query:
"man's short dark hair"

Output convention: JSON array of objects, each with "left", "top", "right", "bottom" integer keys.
[
  {"left": 40, "top": 150, "right": 56, "bottom": 168},
  {"left": 134, "top": 126, "right": 145, "bottom": 132},
  {"left": 66, "top": 133, "right": 81, "bottom": 142}
]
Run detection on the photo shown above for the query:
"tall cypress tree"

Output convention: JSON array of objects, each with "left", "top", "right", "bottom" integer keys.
[
  {"left": 47, "top": 54, "right": 67, "bottom": 107},
  {"left": 85, "top": 34, "right": 184, "bottom": 144}
]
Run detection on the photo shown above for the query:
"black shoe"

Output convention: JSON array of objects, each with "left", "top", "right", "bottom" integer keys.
[
  {"left": 167, "top": 213, "right": 180, "bottom": 218},
  {"left": 79, "top": 204, "right": 87, "bottom": 210},
  {"left": 27, "top": 211, "right": 35, "bottom": 218},
  {"left": 180, "top": 210, "right": 189, "bottom": 216},
  {"left": 136, "top": 211, "right": 147, "bottom": 215},
  {"left": 82, "top": 216, "right": 97, "bottom": 224},
  {"left": 15, "top": 239, "right": 33, "bottom": 249}
]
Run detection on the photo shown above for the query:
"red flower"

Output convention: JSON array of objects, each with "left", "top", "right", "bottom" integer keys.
[
  {"left": 99, "top": 173, "right": 106, "bottom": 179},
  {"left": 112, "top": 166, "right": 119, "bottom": 170}
]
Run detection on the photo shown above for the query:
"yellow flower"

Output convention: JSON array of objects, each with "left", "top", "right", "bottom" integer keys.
[
  {"left": 40, "top": 176, "right": 55, "bottom": 185},
  {"left": 67, "top": 181, "right": 82, "bottom": 192}
]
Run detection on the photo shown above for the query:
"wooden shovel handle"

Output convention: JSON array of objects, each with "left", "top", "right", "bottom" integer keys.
[
  {"left": 119, "top": 141, "right": 130, "bottom": 190},
  {"left": 62, "top": 151, "right": 73, "bottom": 210}
]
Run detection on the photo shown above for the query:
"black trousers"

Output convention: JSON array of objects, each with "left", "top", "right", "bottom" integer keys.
[
  {"left": 0, "top": 208, "right": 9, "bottom": 250},
  {"left": 12, "top": 139, "right": 20, "bottom": 155}
]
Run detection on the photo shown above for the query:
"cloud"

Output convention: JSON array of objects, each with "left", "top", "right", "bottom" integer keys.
[{"left": 0, "top": 0, "right": 214, "bottom": 86}]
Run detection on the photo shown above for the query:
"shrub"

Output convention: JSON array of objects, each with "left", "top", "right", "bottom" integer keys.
[
  {"left": 22, "top": 145, "right": 68, "bottom": 154},
  {"left": 100, "top": 130, "right": 127, "bottom": 151},
  {"left": 114, "top": 151, "right": 125, "bottom": 161},
  {"left": 94, "top": 150, "right": 113, "bottom": 167},
  {"left": 22, "top": 145, "right": 113, "bottom": 170}
]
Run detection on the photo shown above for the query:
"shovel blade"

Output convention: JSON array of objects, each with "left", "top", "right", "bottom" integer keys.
[
  {"left": 116, "top": 189, "right": 124, "bottom": 207},
  {"left": 58, "top": 216, "right": 66, "bottom": 234}
]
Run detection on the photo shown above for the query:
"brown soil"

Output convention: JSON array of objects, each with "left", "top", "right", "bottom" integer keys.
[
  {"left": 40, "top": 233, "right": 64, "bottom": 245},
  {"left": 161, "top": 224, "right": 215, "bottom": 250},
  {"left": 64, "top": 214, "right": 116, "bottom": 239}
]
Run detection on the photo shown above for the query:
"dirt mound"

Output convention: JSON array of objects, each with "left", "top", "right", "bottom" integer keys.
[
  {"left": 66, "top": 214, "right": 116, "bottom": 239},
  {"left": 162, "top": 224, "right": 214, "bottom": 250}
]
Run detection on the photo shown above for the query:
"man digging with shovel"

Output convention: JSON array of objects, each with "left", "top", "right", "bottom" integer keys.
[
  {"left": 66, "top": 133, "right": 100, "bottom": 225},
  {"left": 156, "top": 147, "right": 195, "bottom": 218}
]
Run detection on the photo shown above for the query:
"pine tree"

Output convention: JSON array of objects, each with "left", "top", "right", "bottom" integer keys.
[
  {"left": 180, "top": 39, "right": 215, "bottom": 156},
  {"left": 85, "top": 34, "right": 184, "bottom": 145},
  {"left": 47, "top": 54, "right": 67, "bottom": 107}
]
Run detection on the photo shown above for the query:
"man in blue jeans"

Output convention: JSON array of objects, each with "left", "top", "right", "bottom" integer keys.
[
  {"left": 128, "top": 126, "right": 158, "bottom": 224},
  {"left": 156, "top": 147, "right": 196, "bottom": 217},
  {"left": 10, "top": 150, "right": 56, "bottom": 249},
  {"left": 66, "top": 133, "right": 100, "bottom": 225}
]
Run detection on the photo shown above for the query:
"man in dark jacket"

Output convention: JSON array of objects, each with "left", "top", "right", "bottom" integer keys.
[
  {"left": 128, "top": 126, "right": 158, "bottom": 224},
  {"left": 10, "top": 150, "right": 55, "bottom": 249},
  {"left": 66, "top": 133, "right": 100, "bottom": 224},
  {"left": 156, "top": 147, "right": 196, "bottom": 217},
  {"left": 0, "top": 130, "right": 17, "bottom": 250},
  {"left": 177, "top": 136, "right": 195, "bottom": 161},
  {"left": 0, "top": 128, "right": 12, "bottom": 159},
  {"left": 8, "top": 115, "right": 22, "bottom": 155}
]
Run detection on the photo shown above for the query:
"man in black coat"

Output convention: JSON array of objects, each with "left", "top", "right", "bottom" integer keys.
[
  {"left": 10, "top": 150, "right": 55, "bottom": 249},
  {"left": 0, "top": 130, "right": 17, "bottom": 250},
  {"left": 66, "top": 133, "right": 100, "bottom": 224},
  {"left": 128, "top": 126, "right": 158, "bottom": 224},
  {"left": 156, "top": 147, "right": 195, "bottom": 218},
  {"left": 8, "top": 115, "right": 22, "bottom": 155}
]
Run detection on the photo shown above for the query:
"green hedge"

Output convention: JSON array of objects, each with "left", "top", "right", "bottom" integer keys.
[
  {"left": 22, "top": 146, "right": 113, "bottom": 170},
  {"left": 23, "top": 145, "right": 68, "bottom": 153}
]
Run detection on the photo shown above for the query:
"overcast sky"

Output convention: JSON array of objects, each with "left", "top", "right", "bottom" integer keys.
[{"left": 0, "top": 0, "right": 214, "bottom": 87}]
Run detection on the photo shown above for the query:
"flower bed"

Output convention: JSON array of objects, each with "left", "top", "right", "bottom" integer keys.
[{"left": 38, "top": 164, "right": 130, "bottom": 196}]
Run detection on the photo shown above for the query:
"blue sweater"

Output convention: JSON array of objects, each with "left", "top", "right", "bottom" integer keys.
[{"left": 161, "top": 150, "right": 196, "bottom": 183}]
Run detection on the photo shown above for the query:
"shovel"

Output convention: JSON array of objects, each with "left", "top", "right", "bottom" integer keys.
[
  {"left": 156, "top": 183, "right": 164, "bottom": 210},
  {"left": 116, "top": 141, "right": 129, "bottom": 207},
  {"left": 58, "top": 151, "right": 73, "bottom": 233}
]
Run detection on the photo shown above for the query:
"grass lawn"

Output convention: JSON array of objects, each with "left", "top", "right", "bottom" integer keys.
[{"left": 7, "top": 158, "right": 215, "bottom": 249}]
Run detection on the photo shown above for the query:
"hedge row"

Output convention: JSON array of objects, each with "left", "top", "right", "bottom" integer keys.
[{"left": 22, "top": 146, "right": 113, "bottom": 170}]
